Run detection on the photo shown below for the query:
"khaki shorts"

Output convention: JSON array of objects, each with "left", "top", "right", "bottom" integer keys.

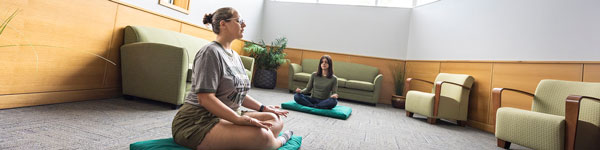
[{"left": 171, "top": 103, "right": 244, "bottom": 149}]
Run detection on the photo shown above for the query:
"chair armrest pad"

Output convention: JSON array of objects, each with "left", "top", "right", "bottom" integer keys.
[
  {"left": 120, "top": 42, "right": 188, "bottom": 99},
  {"left": 290, "top": 63, "right": 302, "bottom": 74},
  {"left": 405, "top": 91, "right": 435, "bottom": 117},
  {"left": 495, "top": 107, "right": 565, "bottom": 150}
]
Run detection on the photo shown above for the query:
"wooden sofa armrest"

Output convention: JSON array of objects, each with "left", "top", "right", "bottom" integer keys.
[
  {"left": 565, "top": 95, "right": 600, "bottom": 150},
  {"left": 491, "top": 88, "right": 535, "bottom": 125},
  {"left": 432, "top": 81, "right": 472, "bottom": 116},
  {"left": 403, "top": 78, "right": 434, "bottom": 96}
]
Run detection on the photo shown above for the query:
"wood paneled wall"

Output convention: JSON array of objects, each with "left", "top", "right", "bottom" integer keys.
[
  {"left": 0, "top": 0, "right": 244, "bottom": 109},
  {"left": 404, "top": 61, "right": 595, "bottom": 132}
]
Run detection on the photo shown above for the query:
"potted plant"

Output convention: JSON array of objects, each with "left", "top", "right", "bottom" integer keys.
[
  {"left": 389, "top": 64, "right": 405, "bottom": 109},
  {"left": 244, "top": 37, "right": 289, "bottom": 89}
]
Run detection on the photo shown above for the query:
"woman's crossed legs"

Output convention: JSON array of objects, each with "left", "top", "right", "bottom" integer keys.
[{"left": 197, "top": 112, "right": 284, "bottom": 150}]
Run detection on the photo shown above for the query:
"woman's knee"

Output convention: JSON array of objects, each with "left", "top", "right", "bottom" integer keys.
[
  {"left": 293, "top": 93, "right": 302, "bottom": 100},
  {"left": 262, "top": 112, "right": 280, "bottom": 122}
]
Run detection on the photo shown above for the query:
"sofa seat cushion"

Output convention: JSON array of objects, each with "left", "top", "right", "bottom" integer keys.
[
  {"left": 345, "top": 80, "right": 374, "bottom": 91},
  {"left": 293, "top": 72, "right": 312, "bottom": 82},
  {"left": 337, "top": 78, "right": 347, "bottom": 87}
]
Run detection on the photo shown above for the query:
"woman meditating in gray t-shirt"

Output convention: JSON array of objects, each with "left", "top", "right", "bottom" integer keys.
[
  {"left": 171, "top": 7, "right": 293, "bottom": 150},
  {"left": 294, "top": 55, "right": 339, "bottom": 109}
]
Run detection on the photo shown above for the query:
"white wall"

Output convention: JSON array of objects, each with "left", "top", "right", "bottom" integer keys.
[
  {"left": 117, "top": 0, "right": 265, "bottom": 41},
  {"left": 407, "top": 0, "right": 600, "bottom": 61},
  {"left": 262, "top": 1, "right": 411, "bottom": 59}
]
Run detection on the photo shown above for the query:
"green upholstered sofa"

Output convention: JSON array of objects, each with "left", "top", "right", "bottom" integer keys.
[
  {"left": 493, "top": 80, "right": 600, "bottom": 150},
  {"left": 120, "top": 26, "right": 254, "bottom": 108},
  {"left": 288, "top": 59, "right": 383, "bottom": 105}
]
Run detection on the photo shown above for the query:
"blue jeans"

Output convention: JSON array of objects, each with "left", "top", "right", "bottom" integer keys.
[{"left": 294, "top": 93, "right": 338, "bottom": 109}]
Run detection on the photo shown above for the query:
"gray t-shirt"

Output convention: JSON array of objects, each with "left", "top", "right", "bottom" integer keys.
[{"left": 184, "top": 42, "right": 251, "bottom": 111}]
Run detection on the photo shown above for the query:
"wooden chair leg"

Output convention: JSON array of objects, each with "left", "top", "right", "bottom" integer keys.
[
  {"left": 497, "top": 138, "right": 511, "bottom": 149},
  {"left": 427, "top": 117, "right": 436, "bottom": 124},
  {"left": 406, "top": 111, "right": 414, "bottom": 117},
  {"left": 457, "top": 120, "right": 466, "bottom": 127}
]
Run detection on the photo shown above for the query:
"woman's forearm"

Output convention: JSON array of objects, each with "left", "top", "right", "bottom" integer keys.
[
  {"left": 197, "top": 93, "right": 243, "bottom": 124},
  {"left": 241, "top": 95, "right": 262, "bottom": 111}
]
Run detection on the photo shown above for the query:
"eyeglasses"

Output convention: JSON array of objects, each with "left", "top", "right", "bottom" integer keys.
[{"left": 226, "top": 18, "right": 245, "bottom": 25}]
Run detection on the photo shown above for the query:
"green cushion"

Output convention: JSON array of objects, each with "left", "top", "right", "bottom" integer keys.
[
  {"left": 130, "top": 138, "right": 190, "bottom": 150},
  {"left": 293, "top": 72, "right": 312, "bottom": 82},
  {"left": 277, "top": 132, "right": 303, "bottom": 150},
  {"left": 345, "top": 80, "right": 374, "bottom": 91},
  {"left": 281, "top": 100, "right": 352, "bottom": 120},
  {"left": 130, "top": 133, "right": 302, "bottom": 150}
]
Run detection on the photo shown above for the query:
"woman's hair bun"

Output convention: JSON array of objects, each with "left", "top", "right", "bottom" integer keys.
[{"left": 203, "top": 13, "right": 214, "bottom": 25}]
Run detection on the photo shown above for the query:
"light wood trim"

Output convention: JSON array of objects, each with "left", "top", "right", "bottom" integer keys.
[
  {"left": 297, "top": 48, "right": 402, "bottom": 61},
  {"left": 158, "top": 0, "right": 190, "bottom": 14},
  {"left": 407, "top": 60, "right": 600, "bottom": 64},
  {"left": 491, "top": 63, "right": 583, "bottom": 111},
  {"left": 173, "top": 0, "right": 190, "bottom": 10},
  {"left": 0, "top": 88, "right": 121, "bottom": 109},
  {"left": 0, "top": 0, "right": 117, "bottom": 95},
  {"left": 467, "top": 120, "right": 495, "bottom": 133},
  {"left": 275, "top": 49, "right": 303, "bottom": 89},
  {"left": 404, "top": 62, "right": 440, "bottom": 93},
  {"left": 583, "top": 64, "right": 600, "bottom": 82}
]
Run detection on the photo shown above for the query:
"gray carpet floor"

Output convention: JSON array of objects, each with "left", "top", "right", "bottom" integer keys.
[{"left": 0, "top": 88, "right": 529, "bottom": 150}]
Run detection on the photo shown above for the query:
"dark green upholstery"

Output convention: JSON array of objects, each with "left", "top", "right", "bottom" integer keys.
[
  {"left": 121, "top": 26, "right": 254, "bottom": 106},
  {"left": 288, "top": 59, "right": 383, "bottom": 104}
]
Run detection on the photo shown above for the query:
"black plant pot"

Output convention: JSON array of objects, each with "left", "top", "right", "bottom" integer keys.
[{"left": 253, "top": 69, "right": 277, "bottom": 89}]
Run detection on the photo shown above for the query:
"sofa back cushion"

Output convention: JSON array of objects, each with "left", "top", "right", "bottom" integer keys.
[
  {"left": 334, "top": 61, "right": 379, "bottom": 82},
  {"left": 301, "top": 59, "right": 319, "bottom": 74},
  {"left": 124, "top": 26, "right": 211, "bottom": 68},
  {"left": 300, "top": 59, "right": 379, "bottom": 83}
]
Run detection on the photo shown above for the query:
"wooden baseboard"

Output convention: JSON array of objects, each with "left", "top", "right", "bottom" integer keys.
[
  {"left": 467, "top": 120, "right": 495, "bottom": 133},
  {"left": 0, "top": 88, "right": 121, "bottom": 109}
]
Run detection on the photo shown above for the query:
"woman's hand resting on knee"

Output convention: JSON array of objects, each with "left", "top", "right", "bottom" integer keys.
[
  {"left": 235, "top": 115, "right": 272, "bottom": 129},
  {"left": 264, "top": 105, "right": 289, "bottom": 117}
]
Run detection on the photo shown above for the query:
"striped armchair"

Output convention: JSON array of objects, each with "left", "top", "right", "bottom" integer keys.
[{"left": 493, "top": 79, "right": 600, "bottom": 150}]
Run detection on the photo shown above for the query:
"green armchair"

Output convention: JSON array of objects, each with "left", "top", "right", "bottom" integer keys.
[
  {"left": 493, "top": 79, "right": 600, "bottom": 150},
  {"left": 120, "top": 26, "right": 254, "bottom": 109},
  {"left": 404, "top": 73, "right": 474, "bottom": 126}
]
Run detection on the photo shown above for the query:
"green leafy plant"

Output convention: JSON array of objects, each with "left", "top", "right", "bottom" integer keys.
[
  {"left": 389, "top": 64, "right": 404, "bottom": 96},
  {"left": 1, "top": 9, "right": 115, "bottom": 71},
  {"left": 243, "top": 37, "right": 289, "bottom": 70}
]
